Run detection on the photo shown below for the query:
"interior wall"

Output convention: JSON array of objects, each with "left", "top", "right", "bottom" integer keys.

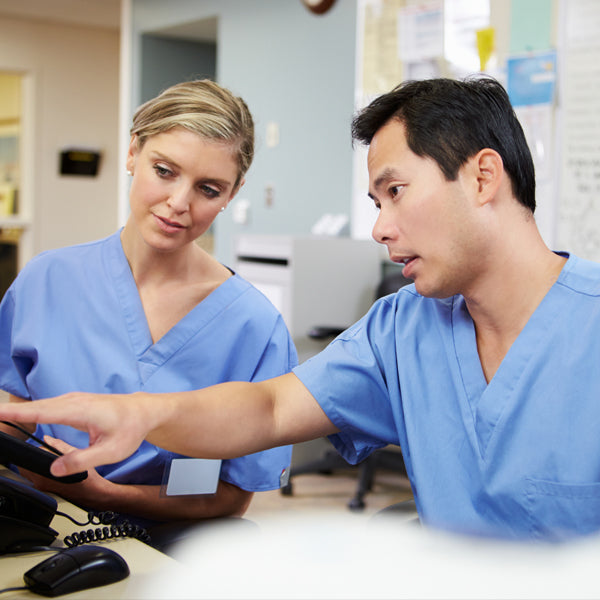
[
  {"left": 128, "top": 0, "right": 563, "bottom": 267},
  {"left": 0, "top": 15, "right": 119, "bottom": 256},
  {"left": 130, "top": 0, "right": 357, "bottom": 266}
]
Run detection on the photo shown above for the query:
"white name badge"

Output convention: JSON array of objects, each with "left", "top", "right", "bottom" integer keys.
[{"left": 164, "top": 458, "right": 222, "bottom": 496}]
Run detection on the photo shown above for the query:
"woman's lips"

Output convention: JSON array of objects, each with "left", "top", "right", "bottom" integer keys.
[{"left": 154, "top": 214, "right": 185, "bottom": 232}]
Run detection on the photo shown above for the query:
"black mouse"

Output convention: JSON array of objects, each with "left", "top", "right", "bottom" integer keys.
[{"left": 23, "top": 544, "right": 130, "bottom": 596}]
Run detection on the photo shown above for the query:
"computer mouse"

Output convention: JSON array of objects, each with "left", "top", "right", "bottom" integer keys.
[{"left": 23, "top": 544, "right": 129, "bottom": 597}]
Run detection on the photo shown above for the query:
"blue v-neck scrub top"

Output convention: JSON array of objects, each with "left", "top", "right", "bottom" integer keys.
[
  {"left": 294, "top": 253, "right": 600, "bottom": 540},
  {"left": 0, "top": 231, "right": 296, "bottom": 492}
]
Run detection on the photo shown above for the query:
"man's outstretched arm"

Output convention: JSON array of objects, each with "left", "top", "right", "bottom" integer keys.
[{"left": 0, "top": 373, "right": 338, "bottom": 477}]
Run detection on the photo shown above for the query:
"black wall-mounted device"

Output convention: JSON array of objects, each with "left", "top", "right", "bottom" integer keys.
[{"left": 59, "top": 149, "right": 101, "bottom": 177}]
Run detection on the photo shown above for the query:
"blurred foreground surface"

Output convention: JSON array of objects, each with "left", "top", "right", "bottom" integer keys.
[{"left": 136, "top": 511, "right": 600, "bottom": 599}]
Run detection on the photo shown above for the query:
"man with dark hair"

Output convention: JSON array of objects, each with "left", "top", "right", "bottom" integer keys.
[
  {"left": 2, "top": 77, "right": 599, "bottom": 541},
  {"left": 352, "top": 77, "right": 536, "bottom": 210}
]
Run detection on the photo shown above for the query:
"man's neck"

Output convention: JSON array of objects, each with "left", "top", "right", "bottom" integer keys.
[{"left": 464, "top": 234, "right": 566, "bottom": 383}]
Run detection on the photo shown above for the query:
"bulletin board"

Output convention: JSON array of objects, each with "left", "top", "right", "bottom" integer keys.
[
  {"left": 555, "top": 0, "right": 600, "bottom": 260},
  {"left": 351, "top": 0, "right": 492, "bottom": 241},
  {"left": 352, "top": 0, "right": 600, "bottom": 260}
]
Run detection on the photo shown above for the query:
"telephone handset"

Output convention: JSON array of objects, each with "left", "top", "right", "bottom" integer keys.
[{"left": 0, "top": 426, "right": 88, "bottom": 484}]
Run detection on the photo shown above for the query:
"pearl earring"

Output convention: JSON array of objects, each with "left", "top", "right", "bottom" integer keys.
[
  {"left": 220, "top": 206, "right": 225, "bottom": 212},
  {"left": 127, "top": 170, "right": 132, "bottom": 176}
]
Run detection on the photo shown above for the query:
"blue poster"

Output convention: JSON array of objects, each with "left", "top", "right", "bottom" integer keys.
[{"left": 507, "top": 51, "right": 557, "bottom": 107}]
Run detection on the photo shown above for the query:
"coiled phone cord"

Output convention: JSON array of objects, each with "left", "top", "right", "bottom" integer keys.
[{"left": 60, "top": 509, "right": 151, "bottom": 546}]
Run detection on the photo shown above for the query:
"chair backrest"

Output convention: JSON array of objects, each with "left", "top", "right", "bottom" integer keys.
[
  {"left": 375, "top": 271, "right": 412, "bottom": 300},
  {"left": 309, "top": 270, "right": 412, "bottom": 340}
]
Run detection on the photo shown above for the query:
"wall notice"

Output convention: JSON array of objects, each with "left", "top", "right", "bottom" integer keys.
[{"left": 557, "top": 0, "right": 600, "bottom": 259}]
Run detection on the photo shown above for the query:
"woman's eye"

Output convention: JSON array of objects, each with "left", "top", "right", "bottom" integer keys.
[
  {"left": 390, "top": 185, "right": 401, "bottom": 198},
  {"left": 154, "top": 165, "right": 172, "bottom": 178},
  {"left": 200, "top": 184, "right": 220, "bottom": 199}
]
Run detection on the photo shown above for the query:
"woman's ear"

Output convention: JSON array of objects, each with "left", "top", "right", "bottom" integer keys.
[
  {"left": 126, "top": 135, "right": 139, "bottom": 174},
  {"left": 474, "top": 148, "right": 503, "bottom": 206},
  {"left": 227, "top": 177, "right": 245, "bottom": 208}
]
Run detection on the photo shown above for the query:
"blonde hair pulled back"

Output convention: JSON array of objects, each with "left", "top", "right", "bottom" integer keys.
[{"left": 130, "top": 79, "right": 254, "bottom": 187}]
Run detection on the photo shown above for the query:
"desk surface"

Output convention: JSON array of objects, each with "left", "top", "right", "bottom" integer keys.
[{"left": 0, "top": 470, "right": 177, "bottom": 599}]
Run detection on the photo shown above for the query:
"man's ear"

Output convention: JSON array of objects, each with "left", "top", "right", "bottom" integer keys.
[{"left": 473, "top": 148, "right": 503, "bottom": 206}]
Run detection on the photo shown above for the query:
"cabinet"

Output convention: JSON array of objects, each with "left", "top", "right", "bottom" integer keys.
[{"left": 234, "top": 235, "right": 382, "bottom": 345}]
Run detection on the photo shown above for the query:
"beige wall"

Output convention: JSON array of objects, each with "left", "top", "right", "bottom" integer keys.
[{"left": 0, "top": 15, "right": 119, "bottom": 258}]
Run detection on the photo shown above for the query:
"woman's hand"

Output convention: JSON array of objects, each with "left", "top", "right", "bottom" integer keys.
[{"left": 21, "top": 436, "right": 115, "bottom": 508}]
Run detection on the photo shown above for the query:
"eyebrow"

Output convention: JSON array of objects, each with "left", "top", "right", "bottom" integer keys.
[
  {"left": 151, "top": 150, "right": 180, "bottom": 168},
  {"left": 368, "top": 167, "right": 401, "bottom": 200},
  {"left": 373, "top": 167, "right": 400, "bottom": 190},
  {"left": 151, "top": 151, "right": 233, "bottom": 189}
]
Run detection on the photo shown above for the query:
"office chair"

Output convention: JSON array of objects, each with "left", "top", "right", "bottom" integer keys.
[{"left": 281, "top": 269, "right": 412, "bottom": 510}]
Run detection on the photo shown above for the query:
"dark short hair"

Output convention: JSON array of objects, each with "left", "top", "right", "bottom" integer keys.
[{"left": 351, "top": 77, "right": 536, "bottom": 212}]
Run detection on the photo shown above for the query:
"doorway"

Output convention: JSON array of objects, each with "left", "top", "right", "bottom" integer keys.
[
  {"left": 140, "top": 17, "right": 217, "bottom": 102},
  {"left": 139, "top": 17, "right": 218, "bottom": 252},
  {"left": 0, "top": 71, "right": 23, "bottom": 299}
]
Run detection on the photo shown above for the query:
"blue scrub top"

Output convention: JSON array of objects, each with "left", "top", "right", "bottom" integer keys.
[
  {"left": 0, "top": 231, "right": 296, "bottom": 491},
  {"left": 294, "top": 253, "right": 600, "bottom": 540}
]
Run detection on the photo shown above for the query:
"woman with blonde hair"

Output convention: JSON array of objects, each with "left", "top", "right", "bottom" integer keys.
[{"left": 0, "top": 80, "right": 296, "bottom": 542}]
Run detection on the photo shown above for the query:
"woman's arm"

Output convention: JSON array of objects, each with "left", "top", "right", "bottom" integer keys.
[
  {"left": 26, "top": 455, "right": 253, "bottom": 522},
  {"left": 0, "top": 373, "right": 338, "bottom": 477}
]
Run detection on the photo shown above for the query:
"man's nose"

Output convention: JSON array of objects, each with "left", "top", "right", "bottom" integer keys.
[{"left": 372, "top": 208, "right": 397, "bottom": 245}]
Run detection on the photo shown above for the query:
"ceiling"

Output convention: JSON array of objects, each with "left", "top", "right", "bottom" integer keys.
[
  {"left": 0, "top": 0, "right": 121, "bottom": 30},
  {"left": 0, "top": 0, "right": 218, "bottom": 42}
]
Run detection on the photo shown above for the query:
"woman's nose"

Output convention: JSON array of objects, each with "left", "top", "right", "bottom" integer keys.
[{"left": 167, "top": 185, "right": 192, "bottom": 212}]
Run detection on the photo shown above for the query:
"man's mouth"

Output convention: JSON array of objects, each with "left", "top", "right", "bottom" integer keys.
[{"left": 395, "top": 255, "right": 417, "bottom": 279}]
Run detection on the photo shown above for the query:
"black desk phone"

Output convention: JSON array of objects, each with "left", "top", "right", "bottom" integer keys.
[
  {"left": 0, "top": 478, "right": 132, "bottom": 595},
  {"left": 0, "top": 475, "right": 59, "bottom": 553},
  {"left": 0, "top": 427, "right": 151, "bottom": 554},
  {"left": 0, "top": 474, "right": 152, "bottom": 554},
  {"left": 0, "top": 426, "right": 88, "bottom": 553}
]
